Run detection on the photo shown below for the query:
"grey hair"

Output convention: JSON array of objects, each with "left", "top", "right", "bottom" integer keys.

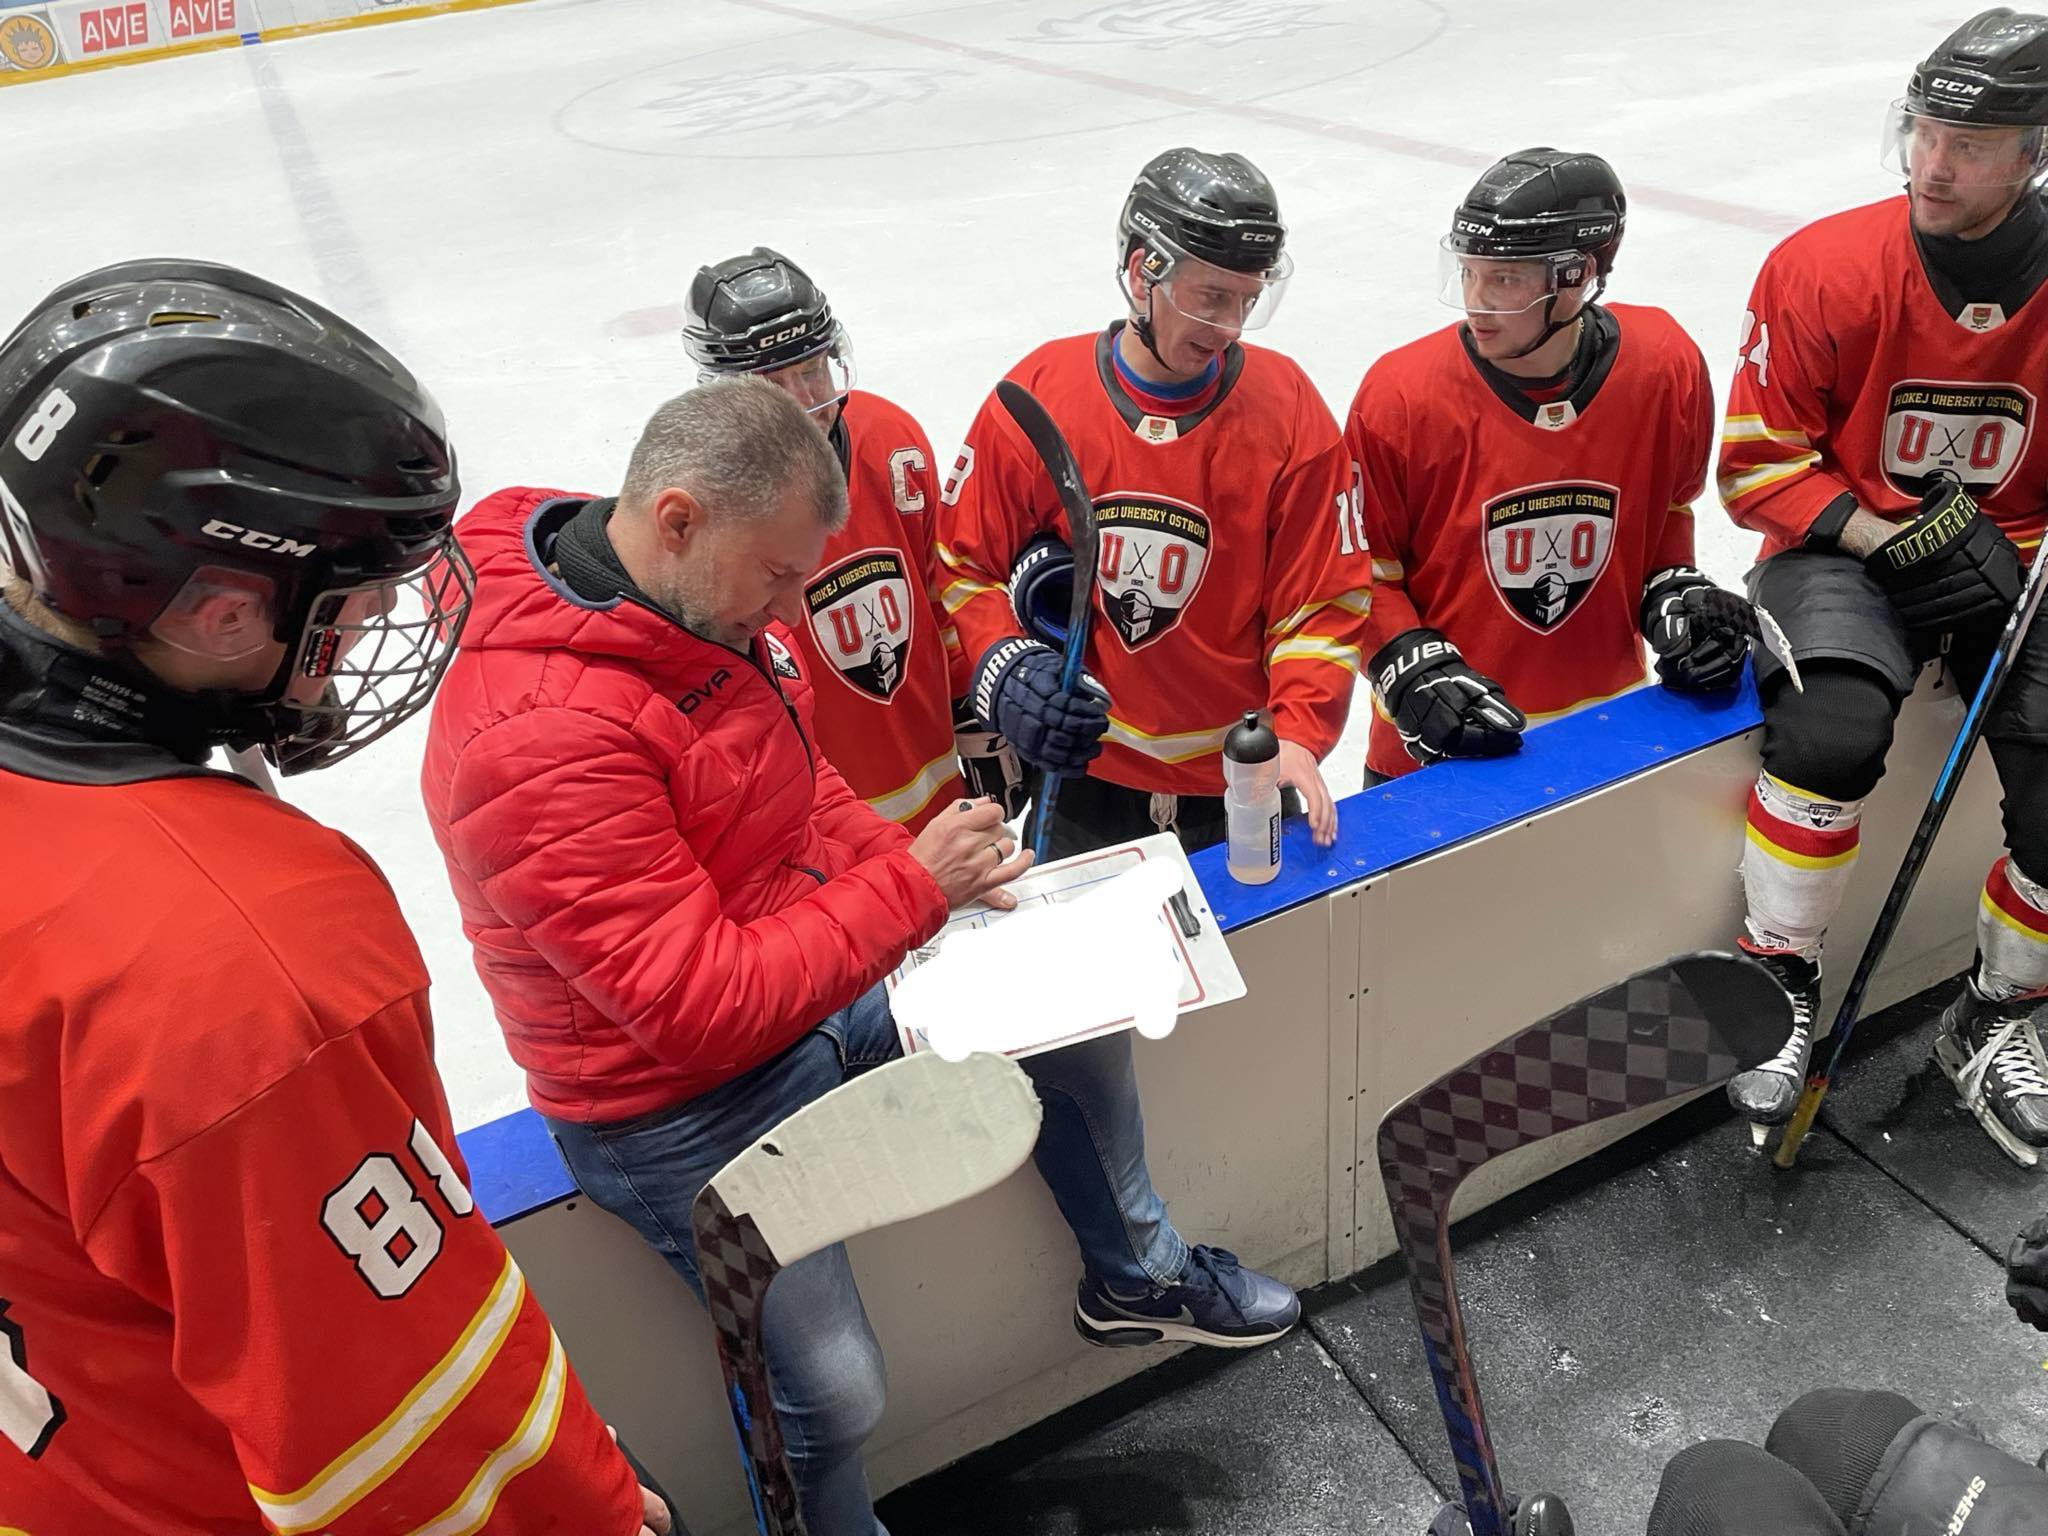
[{"left": 621, "top": 376, "right": 847, "bottom": 529}]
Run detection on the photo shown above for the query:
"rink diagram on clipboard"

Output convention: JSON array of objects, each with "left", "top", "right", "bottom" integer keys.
[{"left": 887, "top": 835, "right": 1248, "bottom": 1059}]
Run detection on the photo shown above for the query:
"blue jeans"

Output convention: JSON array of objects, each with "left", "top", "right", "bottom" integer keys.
[{"left": 544, "top": 984, "right": 1189, "bottom": 1536}]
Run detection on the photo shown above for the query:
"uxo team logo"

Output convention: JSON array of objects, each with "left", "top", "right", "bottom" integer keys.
[
  {"left": 805, "top": 547, "right": 915, "bottom": 702},
  {"left": 0, "top": 12, "right": 58, "bottom": 71},
  {"left": 1092, "top": 492, "right": 1211, "bottom": 649},
  {"left": 1028, "top": 0, "right": 1329, "bottom": 48},
  {"left": 1881, "top": 379, "right": 2033, "bottom": 500},
  {"left": 1481, "top": 479, "right": 1618, "bottom": 632}
]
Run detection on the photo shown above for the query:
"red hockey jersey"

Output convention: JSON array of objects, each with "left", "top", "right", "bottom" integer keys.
[
  {"left": 1720, "top": 196, "right": 2048, "bottom": 557},
  {"left": 936, "top": 326, "right": 1370, "bottom": 797},
  {"left": 1345, "top": 304, "right": 1711, "bottom": 779},
  {"left": 786, "top": 390, "right": 962, "bottom": 833},
  {"left": 0, "top": 766, "right": 641, "bottom": 1535}
]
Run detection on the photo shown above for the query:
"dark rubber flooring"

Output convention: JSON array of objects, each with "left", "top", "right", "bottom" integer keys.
[{"left": 880, "top": 978, "right": 2047, "bottom": 1535}]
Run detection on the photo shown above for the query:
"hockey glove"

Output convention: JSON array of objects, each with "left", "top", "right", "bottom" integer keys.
[
  {"left": 1372, "top": 627, "right": 1525, "bottom": 765},
  {"left": 952, "top": 696, "right": 1029, "bottom": 819},
  {"left": 1640, "top": 566, "right": 1750, "bottom": 693},
  {"left": 1865, "top": 483, "right": 2023, "bottom": 636},
  {"left": 971, "top": 636, "right": 1109, "bottom": 775},
  {"left": 2009, "top": 1212, "right": 2048, "bottom": 1332}
]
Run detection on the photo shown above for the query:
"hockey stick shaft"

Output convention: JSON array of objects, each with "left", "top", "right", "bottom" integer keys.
[
  {"left": 995, "top": 380, "right": 1100, "bottom": 863},
  {"left": 1773, "top": 530, "right": 2048, "bottom": 1168},
  {"left": 1378, "top": 953, "right": 1787, "bottom": 1535}
]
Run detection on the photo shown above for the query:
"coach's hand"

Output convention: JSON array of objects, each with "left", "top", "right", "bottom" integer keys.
[
  {"left": 1864, "top": 483, "right": 2023, "bottom": 635},
  {"left": 912, "top": 796, "right": 1035, "bottom": 911}
]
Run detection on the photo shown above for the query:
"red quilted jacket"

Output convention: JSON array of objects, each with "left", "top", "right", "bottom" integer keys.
[{"left": 421, "top": 488, "right": 949, "bottom": 1123}]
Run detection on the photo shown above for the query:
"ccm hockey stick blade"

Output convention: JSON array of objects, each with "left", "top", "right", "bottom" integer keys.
[
  {"left": 996, "top": 378, "right": 1100, "bottom": 863},
  {"left": 691, "top": 1052, "right": 1042, "bottom": 1535},
  {"left": 1378, "top": 952, "right": 1786, "bottom": 1536},
  {"left": 1772, "top": 528, "right": 2048, "bottom": 1169}
]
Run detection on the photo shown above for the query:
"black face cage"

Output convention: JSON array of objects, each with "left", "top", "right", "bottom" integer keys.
[{"left": 266, "top": 537, "right": 475, "bottom": 775}]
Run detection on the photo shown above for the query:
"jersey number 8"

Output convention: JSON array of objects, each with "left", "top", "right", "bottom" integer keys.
[{"left": 321, "top": 1120, "right": 477, "bottom": 1300}]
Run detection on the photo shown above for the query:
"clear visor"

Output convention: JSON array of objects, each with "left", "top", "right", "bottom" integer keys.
[
  {"left": 1128, "top": 237, "right": 1294, "bottom": 332},
  {"left": 271, "top": 539, "right": 474, "bottom": 773},
  {"left": 1881, "top": 101, "right": 2048, "bottom": 188},
  {"left": 701, "top": 324, "right": 857, "bottom": 415},
  {"left": 1438, "top": 241, "right": 1592, "bottom": 315}
]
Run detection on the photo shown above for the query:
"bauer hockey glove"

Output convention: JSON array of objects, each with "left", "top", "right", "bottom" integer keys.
[
  {"left": 2009, "top": 1212, "right": 2048, "bottom": 1332},
  {"left": 971, "top": 637, "right": 1110, "bottom": 775},
  {"left": 1640, "top": 566, "right": 1750, "bottom": 693},
  {"left": 1865, "top": 482, "right": 2023, "bottom": 636},
  {"left": 1372, "top": 628, "right": 1525, "bottom": 766},
  {"left": 952, "top": 697, "right": 1030, "bottom": 819}
]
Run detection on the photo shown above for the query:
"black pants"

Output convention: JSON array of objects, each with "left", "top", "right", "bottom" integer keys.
[{"left": 1026, "top": 771, "right": 1303, "bottom": 861}]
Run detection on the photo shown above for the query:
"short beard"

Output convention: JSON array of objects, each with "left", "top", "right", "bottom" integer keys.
[{"left": 645, "top": 565, "right": 754, "bottom": 652}]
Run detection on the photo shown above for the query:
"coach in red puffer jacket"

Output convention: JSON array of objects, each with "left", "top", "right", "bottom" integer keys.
[{"left": 420, "top": 476, "right": 951, "bottom": 1124}]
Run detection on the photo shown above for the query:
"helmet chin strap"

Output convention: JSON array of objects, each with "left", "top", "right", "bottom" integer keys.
[{"left": 1502, "top": 275, "right": 1603, "bottom": 361}]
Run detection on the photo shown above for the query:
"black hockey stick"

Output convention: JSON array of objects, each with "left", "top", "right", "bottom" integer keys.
[
  {"left": 691, "top": 1052, "right": 1042, "bottom": 1535},
  {"left": 1771, "top": 528, "right": 2048, "bottom": 1168},
  {"left": 995, "top": 379, "right": 1100, "bottom": 863},
  {"left": 1377, "top": 952, "right": 1789, "bottom": 1536}
]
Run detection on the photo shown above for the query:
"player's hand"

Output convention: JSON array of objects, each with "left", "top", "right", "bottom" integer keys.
[
  {"left": 2007, "top": 1212, "right": 2048, "bottom": 1332},
  {"left": 1640, "top": 567, "right": 1749, "bottom": 693},
  {"left": 606, "top": 1425, "right": 674, "bottom": 1535},
  {"left": 910, "top": 797, "right": 1036, "bottom": 910},
  {"left": 1373, "top": 628, "right": 1525, "bottom": 765},
  {"left": 1863, "top": 483, "right": 2022, "bottom": 635},
  {"left": 1274, "top": 738, "right": 1336, "bottom": 847},
  {"left": 973, "top": 638, "right": 1110, "bottom": 774}
]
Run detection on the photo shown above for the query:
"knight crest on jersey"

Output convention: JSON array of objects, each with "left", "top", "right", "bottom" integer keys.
[
  {"left": 803, "top": 546, "right": 915, "bottom": 702},
  {"left": 1092, "top": 492, "right": 1212, "bottom": 649},
  {"left": 1482, "top": 480, "right": 1618, "bottom": 631},
  {"left": 1880, "top": 379, "right": 2035, "bottom": 499}
]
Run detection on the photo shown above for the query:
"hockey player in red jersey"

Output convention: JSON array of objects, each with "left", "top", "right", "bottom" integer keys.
[
  {"left": 1344, "top": 148, "right": 1746, "bottom": 783},
  {"left": 682, "top": 248, "right": 1011, "bottom": 831},
  {"left": 1718, "top": 8, "right": 2048, "bottom": 1163},
  {"left": 937, "top": 147, "right": 1369, "bottom": 857},
  {"left": 0, "top": 262, "right": 671, "bottom": 1535}
]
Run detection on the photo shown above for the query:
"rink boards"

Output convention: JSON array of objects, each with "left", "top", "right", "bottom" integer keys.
[{"left": 461, "top": 673, "right": 2003, "bottom": 1535}]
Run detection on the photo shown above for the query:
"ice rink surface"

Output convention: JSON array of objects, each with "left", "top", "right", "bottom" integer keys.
[{"left": 1, "top": 0, "right": 1951, "bottom": 1128}]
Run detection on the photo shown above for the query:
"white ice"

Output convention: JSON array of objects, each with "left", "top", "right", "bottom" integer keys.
[{"left": 1, "top": 0, "right": 1942, "bottom": 1131}]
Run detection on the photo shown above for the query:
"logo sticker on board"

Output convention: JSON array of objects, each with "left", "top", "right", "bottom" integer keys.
[
  {"left": 1092, "top": 492, "right": 1212, "bottom": 650},
  {"left": 805, "top": 547, "right": 914, "bottom": 702},
  {"left": 1482, "top": 480, "right": 1618, "bottom": 632},
  {"left": 0, "top": 13, "right": 59, "bottom": 70},
  {"left": 1880, "top": 379, "right": 2032, "bottom": 500}
]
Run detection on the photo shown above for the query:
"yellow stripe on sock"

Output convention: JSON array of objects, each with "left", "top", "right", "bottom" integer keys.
[{"left": 1744, "top": 822, "right": 1857, "bottom": 871}]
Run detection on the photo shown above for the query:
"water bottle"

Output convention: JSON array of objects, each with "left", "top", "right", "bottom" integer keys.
[{"left": 1223, "top": 710, "right": 1281, "bottom": 885}]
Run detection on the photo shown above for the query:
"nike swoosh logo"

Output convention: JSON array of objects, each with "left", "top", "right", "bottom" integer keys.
[{"left": 1098, "top": 1299, "right": 1196, "bottom": 1326}]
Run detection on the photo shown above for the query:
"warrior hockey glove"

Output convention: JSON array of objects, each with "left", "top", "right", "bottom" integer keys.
[
  {"left": 971, "top": 637, "right": 1110, "bottom": 775},
  {"left": 1865, "top": 483, "right": 2023, "bottom": 636},
  {"left": 1372, "top": 628, "right": 1525, "bottom": 765},
  {"left": 2009, "top": 1211, "right": 2048, "bottom": 1332},
  {"left": 1640, "top": 566, "right": 1750, "bottom": 693},
  {"left": 952, "top": 696, "right": 1030, "bottom": 819}
]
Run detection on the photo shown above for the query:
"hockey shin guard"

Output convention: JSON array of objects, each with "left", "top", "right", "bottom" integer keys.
[
  {"left": 1741, "top": 773, "right": 1863, "bottom": 958},
  {"left": 1977, "top": 855, "right": 2048, "bottom": 1002}
]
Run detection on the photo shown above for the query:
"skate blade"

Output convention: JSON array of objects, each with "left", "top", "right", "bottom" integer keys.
[{"left": 1934, "top": 1037, "right": 2044, "bottom": 1170}]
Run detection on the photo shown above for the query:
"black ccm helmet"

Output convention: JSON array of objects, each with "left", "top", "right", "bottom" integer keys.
[
  {"left": 682, "top": 247, "right": 855, "bottom": 412},
  {"left": 1887, "top": 9, "right": 2048, "bottom": 184},
  {"left": 0, "top": 259, "right": 468, "bottom": 774},
  {"left": 1443, "top": 148, "right": 1626, "bottom": 355},
  {"left": 1117, "top": 148, "right": 1294, "bottom": 351}
]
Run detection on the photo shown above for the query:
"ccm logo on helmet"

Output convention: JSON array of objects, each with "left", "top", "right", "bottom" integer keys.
[
  {"left": 1453, "top": 216, "right": 1495, "bottom": 237},
  {"left": 1931, "top": 76, "right": 1985, "bottom": 96},
  {"left": 201, "top": 519, "right": 317, "bottom": 558},
  {"left": 1240, "top": 231, "right": 1279, "bottom": 244},
  {"left": 755, "top": 322, "right": 812, "bottom": 351}
]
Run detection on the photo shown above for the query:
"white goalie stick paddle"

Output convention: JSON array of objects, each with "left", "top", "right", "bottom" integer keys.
[
  {"left": 1683, "top": 587, "right": 1803, "bottom": 694},
  {"left": 690, "top": 1052, "right": 1043, "bottom": 1536},
  {"left": 1377, "top": 953, "right": 1789, "bottom": 1536}
]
